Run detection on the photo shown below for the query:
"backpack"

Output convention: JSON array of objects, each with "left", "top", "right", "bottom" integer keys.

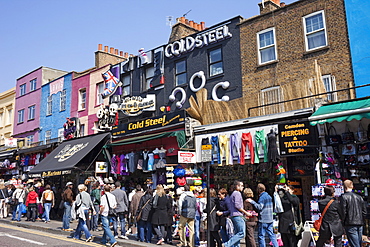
[
  {"left": 44, "top": 191, "right": 53, "bottom": 201},
  {"left": 181, "top": 195, "right": 196, "bottom": 219}
]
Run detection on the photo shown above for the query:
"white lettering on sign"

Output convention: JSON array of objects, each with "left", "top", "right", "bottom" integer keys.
[{"left": 165, "top": 25, "right": 232, "bottom": 58}]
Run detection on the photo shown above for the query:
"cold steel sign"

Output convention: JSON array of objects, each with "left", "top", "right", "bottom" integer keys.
[{"left": 278, "top": 121, "right": 317, "bottom": 156}]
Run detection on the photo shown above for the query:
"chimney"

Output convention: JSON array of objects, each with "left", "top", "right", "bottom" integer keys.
[
  {"left": 104, "top": 46, "right": 108, "bottom": 52},
  {"left": 259, "top": 0, "right": 281, "bottom": 15},
  {"left": 120, "top": 51, "right": 123, "bottom": 56},
  {"left": 98, "top": 44, "right": 102, "bottom": 51},
  {"left": 110, "top": 47, "right": 114, "bottom": 54},
  {"left": 201, "top": 22, "right": 205, "bottom": 31},
  {"left": 115, "top": 49, "right": 119, "bottom": 55},
  {"left": 280, "top": 2, "right": 286, "bottom": 7}
]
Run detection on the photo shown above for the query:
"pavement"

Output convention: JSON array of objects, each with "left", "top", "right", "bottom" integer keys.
[{"left": 0, "top": 216, "right": 176, "bottom": 247}]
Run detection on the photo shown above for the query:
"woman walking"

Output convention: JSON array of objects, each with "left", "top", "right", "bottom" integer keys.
[
  {"left": 217, "top": 188, "right": 231, "bottom": 243},
  {"left": 204, "top": 188, "right": 222, "bottom": 247},
  {"left": 151, "top": 185, "right": 171, "bottom": 245},
  {"left": 243, "top": 188, "right": 258, "bottom": 247},
  {"left": 12, "top": 184, "right": 26, "bottom": 222},
  {"left": 41, "top": 185, "right": 54, "bottom": 223},
  {"left": 25, "top": 186, "right": 39, "bottom": 221},
  {"left": 136, "top": 187, "right": 153, "bottom": 243},
  {"left": 0, "top": 182, "right": 9, "bottom": 218}
]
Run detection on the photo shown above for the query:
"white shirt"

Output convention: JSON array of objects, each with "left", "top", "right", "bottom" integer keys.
[{"left": 100, "top": 192, "right": 117, "bottom": 217}]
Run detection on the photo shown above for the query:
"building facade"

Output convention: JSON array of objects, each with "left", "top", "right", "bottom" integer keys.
[{"left": 0, "top": 87, "right": 15, "bottom": 146}]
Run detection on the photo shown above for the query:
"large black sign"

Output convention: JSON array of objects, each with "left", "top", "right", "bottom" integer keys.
[
  {"left": 278, "top": 121, "right": 317, "bottom": 156},
  {"left": 112, "top": 111, "right": 185, "bottom": 136}
]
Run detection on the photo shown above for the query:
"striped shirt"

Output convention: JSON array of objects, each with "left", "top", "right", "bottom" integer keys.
[{"left": 250, "top": 191, "right": 274, "bottom": 223}]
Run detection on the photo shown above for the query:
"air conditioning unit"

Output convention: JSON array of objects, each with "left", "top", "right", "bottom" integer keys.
[{"left": 185, "top": 117, "right": 201, "bottom": 137}]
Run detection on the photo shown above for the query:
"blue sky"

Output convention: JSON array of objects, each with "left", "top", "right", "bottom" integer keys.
[{"left": 0, "top": 0, "right": 296, "bottom": 92}]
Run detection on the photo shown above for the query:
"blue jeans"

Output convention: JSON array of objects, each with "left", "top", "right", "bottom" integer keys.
[
  {"left": 43, "top": 203, "right": 52, "bottom": 222},
  {"left": 91, "top": 204, "right": 100, "bottom": 230},
  {"left": 258, "top": 222, "right": 278, "bottom": 247},
  {"left": 74, "top": 209, "right": 92, "bottom": 240},
  {"left": 195, "top": 215, "right": 201, "bottom": 246},
  {"left": 137, "top": 220, "right": 152, "bottom": 243},
  {"left": 224, "top": 216, "right": 246, "bottom": 247},
  {"left": 345, "top": 226, "right": 363, "bottom": 247},
  {"left": 63, "top": 202, "right": 72, "bottom": 229},
  {"left": 112, "top": 212, "right": 126, "bottom": 237},
  {"left": 220, "top": 225, "right": 229, "bottom": 243},
  {"left": 101, "top": 215, "right": 117, "bottom": 245},
  {"left": 12, "top": 203, "right": 23, "bottom": 221}
]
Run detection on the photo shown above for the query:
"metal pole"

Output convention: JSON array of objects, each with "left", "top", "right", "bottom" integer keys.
[{"left": 206, "top": 161, "right": 210, "bottom": 246}]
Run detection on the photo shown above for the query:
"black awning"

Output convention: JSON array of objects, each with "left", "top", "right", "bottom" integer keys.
[
  {"left": 29, "top": 133, "right": 110, "bottom": 176},
  {"left": 0, "top": 149, "right": 16, "bottom": 160}
]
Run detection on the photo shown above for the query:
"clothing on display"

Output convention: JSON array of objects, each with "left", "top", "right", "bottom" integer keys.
[
  {"left": 241, "top": 132, "right": 254, "bottom": 165},
  {"left": 255, "top": 129, "right": 268, "bottom": 163}
]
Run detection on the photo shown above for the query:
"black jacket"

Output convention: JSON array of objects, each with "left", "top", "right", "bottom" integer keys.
[
  {"left": 277, "top": 191, "right": 300, "bottom": 234},
  {"left": 340, "top": 191, "right": 367, "bottom": 226},
  {"left": 0, "top": 188, "right": 9, "bottom": 199},
  {"left": 151, "top": 194, "right": 170, "bottom": 225},
  {"left": 319, "top": 196, "right": 344, "bottom": 237},
  {"left": 203, "top": 197, "right": 220, "bottom": 231},
  {"left": 136, "top": 193, "right": 153, "bottom": 222}
]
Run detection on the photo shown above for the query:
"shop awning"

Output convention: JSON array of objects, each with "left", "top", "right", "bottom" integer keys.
[
  {"left": 28, "top": 133, "right": 110, "bottom": 177},
  {"left": 309, "top": 98, "right": 370, "bottom": 125},
  {"left": 0, "top": 149, "right": 16, "bottom": 160}
]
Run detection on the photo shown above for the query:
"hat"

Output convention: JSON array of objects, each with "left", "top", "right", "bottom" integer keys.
[{"left": 66, "top": 182, "right": 73, "bottom": 186}]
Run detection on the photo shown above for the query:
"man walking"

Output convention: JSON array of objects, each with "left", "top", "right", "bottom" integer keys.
[
  {"left": 177, "top": 185, "right": 196, "bottom": 247},
  {"left": 340, "top": 179, "right": 367, "bottom": 247},
  {"left": 90, "top": 182, "right": 101, "bottom": 231},
  {"left": 224, "top": 180, "right": 252, "bottom": 247},
  {"left": 111, "top": 181, "right": 129, "bottom": 239},
  {"left": 247, "top": 183, "right": 278, "bottom": 247},
  {"left": 62, "top": 182, "right": 74, "bottom": 231},
  {"left": 100, "top": 185, "right": 118, "bottom": 247},
  {"left": 129, "top": 185, "right": 144, "bottom": 237}
]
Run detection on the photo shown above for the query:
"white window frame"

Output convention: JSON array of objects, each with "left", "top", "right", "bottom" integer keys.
[
  {"left": 20, "top": 84, "right": 26, "bottom": 96},
  {"left": 30, "top": 79, "right": 37, "bottom": 91},
  {"left": 26, "top": 135, "right": 34, "bottom": 146},
  {"left": 122, "top": 74, "right": 131, "bottom": 96},
  {"left": 79, "top": 88, "right": 86, "bottom": 110},
  {"left": 58, "top": 128, "right": 64, "bottom": 142},
  {"left": 6, "top": 108, "right": 12, "bottom": 125},
  {"left": 175, "top": 60, "right": 187, "bottom": 86},
  {"left": 96, "top": 82, "right": 104, "bottom": 105},
  {"left": 143, "top": 66, "right": 154, "bottom": 91},
  {"left": 303, "top": 10, "right": 328, "bottom": 51},
  {"left": 60, "top": 89, "right": 66, "bottom": 111},
  {"left": 80, "top": 124, "right": 85, "bottom": 137},
  {"left": 322, "top": 74, "right": 337, "bottom": 102},
  {"left": 257, "top": 27, "right": 278, "bottom": 65},
  {"left": 209, "top": 47, "right": 224, "bottom": 77},
  {"left": 45, "top": 130, "right": 51, "bottom": 144},
  {"left": 47, "top": 95, "right": 52, "bottom": 115},
  {"left": 28, "top": 105, "right": 35, "bottom": 120},
  {"left": 18, "top": 109, "right": 24, "bottom": 123},
  {"left": 260, "top": 86, "right": 284, "bottom": 115},
  {"left": 0, "top": 112, "right": 3, "bottom": 128}
]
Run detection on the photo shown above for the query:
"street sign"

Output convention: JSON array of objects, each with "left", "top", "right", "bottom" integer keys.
[
  {"left": 201, "top": 144, "right": 212, "bottom": 162},
  {"left": 178, "top": 151, "right": 196, "bottom": 163}
]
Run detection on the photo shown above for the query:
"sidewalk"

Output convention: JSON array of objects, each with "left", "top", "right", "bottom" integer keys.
[{"left": 0, "top": 217, "right": 175, "bottom": 247}]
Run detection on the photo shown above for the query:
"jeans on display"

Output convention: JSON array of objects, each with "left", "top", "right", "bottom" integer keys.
[
  {"left": 194, "top": 215, "right": 201, "bottom": 246},
  {"left": 241, "top": 133, "right": 254, "bottom": 165},
  {"left": 74, "top": 209, "right": 92, "bottom": 240},
  {"left": 257, "top": 222, "right": 278, "bottom": 247},
  {"left": 101, "top": 215, "right": 117, "bottom": 245},
  {"left": 43, "top": 202, "right": 52, "bottom": 222},
  {"left": 62, "top": 202, "right": 72, "bottom": 229},
  {"left": 91, "top": 204, "right": 100, "bottom": 230},
  {"left": 137, "top": 220, "right": 152, "bottom": 243},
  {"left": 224, "top": 216, "right": 246, "bottom": 247},
  {"left": 112, "top": 212, "right": 126, "bottom": 237},
  {"left": 229, "top": 133, "right": 240, "bottom": 164},
  {"left": 12, "top": 202, "right": 23, "bottom": 221},
  {"left": 345, "top": 226, "right": 363, "bottom": 247},
  {"left": 211, "top": 136, "right": 220, "bottom": 164}
]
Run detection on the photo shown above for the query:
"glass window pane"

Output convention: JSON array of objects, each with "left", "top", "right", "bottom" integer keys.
[
  {"left": 176, "top": 73, "right": 187, "bottom": 86},
  {"left": 306, "top": 13, "right": 323, "bottom": 33},
  {"left": 307, "top": 30, "right": 326, "bottom": 49},
  {"left": 176, "top": 61, "right": 186, "bottom": 73},
  {"left": 260, "top": 46, "right": 276, "bottom": 63},
  {"left": 259, "top": 30, "right": 274, "bottom": 48},
  {"left": 123, "top": 86, "right": 130, "bottom": 96},
  {"left": 146, "top": 67, "right": 154, "bottom": 79},
  {"left": 210, "top": 49, "right": 222, "bottom": 63},
  {"left": 122, "top": 75, "right": 130, "bottom": 86},
  {"left": 210, "top": 62, "right": 223, "bottom": 76}
]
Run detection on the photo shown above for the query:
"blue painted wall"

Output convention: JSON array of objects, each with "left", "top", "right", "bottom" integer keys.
[
  {"left": 40, "top": 73, "right": 73, "bottom": 143},
  {"left": 344, "top": 0, "right": 370, "bottom": 98}
]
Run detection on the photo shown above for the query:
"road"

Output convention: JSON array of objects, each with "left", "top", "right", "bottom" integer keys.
[{"left": 0, "top": 222, "right": 104, "bottom": 247}]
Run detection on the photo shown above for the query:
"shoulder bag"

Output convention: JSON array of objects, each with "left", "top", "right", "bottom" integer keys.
[
  {"left": 291, "top": 204, "right": 304, "bottom": 236},
  {"left": 136, "top": 198, "right": 151, "bottom": 222},
  {"left": 105, "top": 194, "right": 117, "bottom": 217},
  {"left": 325, "top": 125, "right": 342, "bottom": 146},
  {"left": 314, "top": 199, "right": 334, "bottom": 231}
]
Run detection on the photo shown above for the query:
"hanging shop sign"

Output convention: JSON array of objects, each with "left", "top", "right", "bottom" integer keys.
[
  {"left": 201, "top": 144, "right": 212, "bottom": 162},
  {"left": 110, "top": 94, "right": 156, "bottom": 116},
  {"left": 96, "top": 161, "right": 108, "bottom": 173},
  {"left": 112, "top": 111, "right": 185, "bottom": 136},
  {"left": 178, "top": 151, "right": 196, "bottom": 163},
  {"left": 278, "top": 121, "right": 317, "bottom": 156},
  {"left": 63, "top": 117, "right": 80, "bottom": 140},
  {"left": 165, "top": 24, "right": 232, "bottom": 58},
  {"left": 5, "top": 138, "right": 17, "bottom": 148}
]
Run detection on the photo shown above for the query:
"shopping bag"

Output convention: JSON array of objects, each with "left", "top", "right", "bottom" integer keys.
[
  {"left": 273, "top": 192, "right": 284, "bottom": 213},
  {"left": 325, "top": 126, "right": 342, "bottom": 146}
]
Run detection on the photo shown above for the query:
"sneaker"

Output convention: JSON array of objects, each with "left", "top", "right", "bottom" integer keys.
[
  {"left": 86, "top": 236, "right": 93, "bottom": 242},
  {"left": 63, "top": 228, "right": 74, "bottom": 232},
  {"left": 119, "top": 235, "right": 128, "bottom": 240},
  {"left": 110, "top": 242, "right": 117, "bottom": 247},
  {"left": 114, "top": 235, "right": 118, "bottom": 239}
]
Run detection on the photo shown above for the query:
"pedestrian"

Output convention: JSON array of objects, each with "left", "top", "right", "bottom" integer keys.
[
  {"left": 177, "top": 184, "right": 197, "bottom": 247},
  {"left": 41, "top": 184, "right": 54, "bottom": 223},
  {"left": 136, "top": 187, "right": 153, "bottom": 243},
  {"left": 90, "top": 182, "right": 101, "bottom": 231},
  {"left": 316, "top": 185, "right": 343, "bottom": 247},
  {"left": 152, "top": 184, "right": 171, "bottom": 245},
  {"left": 216, "top": 188, "right": 231, "bottom": 243},
  {"left": 340, "top": 179, "right": 367, "bottom": 247},
  {"left": 6, "top": 183, "right": 15, "bottom": 218},
  {"left": 11, "top": 184, "right": 26, "bottom": 222},
  {"left": 73, "top": 184, "right": 95, "bottom": 242},
  {"left": 195, "top": 188, "right": 207, "bottom": 246},
  {"left": 62, "top": 181, "right": 74, "bottom": 231},
  {"left": 111, "top": 181, "right": 129, "bottom": 239},
  {"left": 0, "top": 182, "right": 9, "bottom": 218},
  {"left": 129, "top": 184, "right": 144, "bottom": 238},
  {"left": 243, "top": 188, "right": 257, "bottom": 247},
  {"left": 223, "top": 180, "right": 252, "bottom": 247},
  {"left": 100, "top": 184, "right": 118, "bottom": 247},
  {"left": 204, "top": 188, "right": 222, "bottom": 247},
  {"left": 25, "top": 186, "right": 39, "bottom": 222},
  {"left": 163, "top": 185, "right": 174, "bottom": 245},
  {"left": 247, "top": 183, "right": 278, "bottom": 247},
  {"left": 275, "top": 185, "right": 300, "bottom": 247}
]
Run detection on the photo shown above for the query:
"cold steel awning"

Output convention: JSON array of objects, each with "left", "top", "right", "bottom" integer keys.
[
  {"left": 309, "top": 98, "right": 370, "bottom": 125},
  {"left": 29, "top": 133, "right": 110, "bottom": 177}
]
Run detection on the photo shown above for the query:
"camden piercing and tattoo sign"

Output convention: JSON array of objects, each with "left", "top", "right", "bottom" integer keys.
[{"left": 110, "top": 95, "right": 156, "bottom": 117}]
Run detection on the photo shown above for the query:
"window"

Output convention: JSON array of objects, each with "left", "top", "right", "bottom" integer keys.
[
  {"left": 30, "top": 79, "right": 37, "bottom": 91},
  {"left": 122, "top": 74, "right": 131, "bottom": 96},
  {"left": 79, "top": 88, "right": 86, "bottom": 110},
  {"left": 303, "top": 11, "right": 327, "bottom": 51},
  {"left": 58, "top": 128, "right": 64, "bottom": 142},
  {"left": 28, "top": 105, "right": 35, "bottom": 120},
  {"left": 18, "top": 109, "right": 24, "bottom": 123},
  {"left": 45, "top": 130, "right": 51, "bottom": 144},
  {"left": 96, "top": 83, "right": 104, "bottom": 105},
  {"left": 60, "top": 90, "right": 66, "bottom": 111},
  {"left": 209, "top": 48, "right": 223, "bottom": 77},
  {"left": 143, "top": 66, "right": 154, "bottom": 91},
  {"left": 26, "top": 135, "right": 34, "bottom": 146},
  {"left": 80, "top": 124, "right": 85, "bottom": 137},
  {"left": 6, "top": 109, "right": 12, "bottom": 125},
  {"left": 47, "top": 95, "right": 52, "bottom": 115},
  {"left": 20, "top": 84, "right": 26, "bottom": 96},
  {"left": 0, "top": 112, "right": 3, "bottom": 127},
  {"left": 322, "top": 75, "right": 337, "bottom": 102},
  {"left": 260, "top": 86, "right": 284, "bottom": 115},
  {"left": 175, "top": 60, "right": 187, "bottom": 86},
  {"left": 258, "top": 27, "right": 277, "bottom": 64}
]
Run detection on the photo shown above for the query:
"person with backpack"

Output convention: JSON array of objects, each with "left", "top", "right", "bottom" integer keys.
[
  {"left": 136, "top": 187, "right": 154, "bottom": 243},
  {"left": 177, "top": 184, "right": 196, "bottom": 247},
  {"left": 11, "top": 184, "right": 26, "bottom": 222},
  {"left": 41, "top": 184, "right": 54, "bottom": 223}
]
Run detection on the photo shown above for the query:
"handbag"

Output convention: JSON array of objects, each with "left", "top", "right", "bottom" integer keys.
[
  {"left": 273, "top": 192, "right": 284, "bottom": 213},
  {"left": 203, "top": 205, "right": 216, "bottom": 230},
  {"left": 325, "top": 125, "right": 342, "bottom": 146},
  {"left": 136, "top": 198, "right": 151, "bottom": 222},
  {"left": 357, "top": 122, "right": 368, "bottom": 142},
  {"left": 342, "top": 124, "right": 355, "bottom": 144},
  {"left": 314, "top": 199, "right": 334, "bottom": 231},
  {"left": 105, "top": 194, "right": 117, "bottom": 217},
  {"left": 291, "top": 204, "right": 304, "bottom": 236},
  {"left": 20, "top": 203, "right": 27, "bottom": 214}
]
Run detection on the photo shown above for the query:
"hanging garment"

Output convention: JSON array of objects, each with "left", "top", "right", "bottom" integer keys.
[
  {"left": 267, "top": 131, "right": 280, "bottom": 163},
  {"left": 120, "top": 154, "right": 126, "bottom": 174},
  {"left": 142, "top": 151, "right": 149, "bottom": 171},
  {"left": 147, "top": 152, "right": 154, "bottom": 171},
  {"left": 127, "top": 152, "right": 136, "bottom": 173},
  {"left": 241, "top": 132, "right": 254, "bottom": 165},
  {"left": 111, "top": 155, "right": 117, "bottom": 174},
  {"left": 219, "top": 135, "right": 230, "bottom": 166},
  {"left": 255, "top": 130, "right": 268, "bottom": 163},
  {"left": 210, "top": 136, "right": 220, "bottom": 165},
  {"left": 156, "top": 149, "right": 167, "bottom": 169},
  {"left": 229, "top": 133, "right": 240, "bottom": 165},
  {"left": 115, "top": 155, "right": 121, "bottom": 174},
  {"left": 201, "top": 137, "right": 210, "bottom": 145}
]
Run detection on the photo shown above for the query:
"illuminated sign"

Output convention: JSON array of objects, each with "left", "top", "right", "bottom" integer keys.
[{"left": 278, "top": 121, "right": 317, "bottom": 156}]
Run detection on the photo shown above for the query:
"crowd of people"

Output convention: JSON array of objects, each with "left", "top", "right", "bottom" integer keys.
[{"left": 0, "top": 178, "right": 367, "bottom": 247}]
